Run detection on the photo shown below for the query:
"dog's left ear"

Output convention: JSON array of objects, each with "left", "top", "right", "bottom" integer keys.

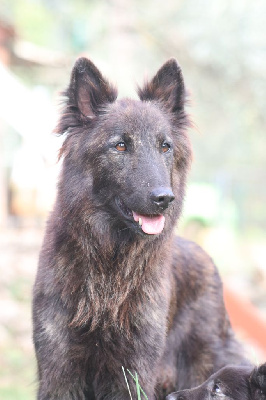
[
  {"left": 138, "top": 59, "right": 186, "bottom": 114},
  {"left": 249, "top": 363, "right": 266, "bottom": 399}
]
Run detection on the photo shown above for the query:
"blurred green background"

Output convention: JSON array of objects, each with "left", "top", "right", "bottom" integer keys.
[{"left": 0, "top": 0, "right": 266, "bottom": 398}]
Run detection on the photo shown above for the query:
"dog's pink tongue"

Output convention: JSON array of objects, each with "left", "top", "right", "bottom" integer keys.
[{"left": 133, "top": 212, "right": 165, "bottom": 235}]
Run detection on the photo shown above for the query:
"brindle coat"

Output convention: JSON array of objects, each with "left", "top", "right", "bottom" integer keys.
[{"left": 33, "top": 58, "right": 246, "bottom": 400}]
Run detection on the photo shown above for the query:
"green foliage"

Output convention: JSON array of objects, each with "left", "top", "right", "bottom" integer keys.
[
  {"left": 0, "top": 344, "right": 35, "bottom": 400},
  {"left": 2, "top": 0, "right": 264, "bottom": 228},
  {"left": 0, "top": 387, "right": 34, "bottom": 400}
]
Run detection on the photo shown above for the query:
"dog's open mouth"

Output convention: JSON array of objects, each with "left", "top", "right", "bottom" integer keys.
[
  {"left": 115, "top": 198, "right": 165, "bottom": 235},
  {"left": 132, "top": 212, "right": 165, "bottom": 235}
]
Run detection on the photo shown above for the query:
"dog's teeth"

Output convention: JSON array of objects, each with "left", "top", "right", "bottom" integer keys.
[{"left": 139, "top": 218, "right": 143, "bottom": 226}]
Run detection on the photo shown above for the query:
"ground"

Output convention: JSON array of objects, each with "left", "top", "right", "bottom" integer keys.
[{"left": 0, "top": 225, "right": 42, "bottom": 400}]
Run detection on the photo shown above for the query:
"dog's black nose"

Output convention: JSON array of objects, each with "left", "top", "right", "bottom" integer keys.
[{"left": 150, "top": 187, "right": 175, "bottom": 210}]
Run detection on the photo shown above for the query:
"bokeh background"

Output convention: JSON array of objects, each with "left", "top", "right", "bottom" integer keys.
[{"left": 0, "top": 0, "right": 266, "bottom": 399}]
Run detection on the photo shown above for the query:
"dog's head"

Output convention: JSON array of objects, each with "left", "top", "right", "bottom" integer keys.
[
  {"left": 56, "top": 58, "right": 192, "bottom": 238},
  {"left": 166, "top": 363, "right": 266, "bottom": 400}
]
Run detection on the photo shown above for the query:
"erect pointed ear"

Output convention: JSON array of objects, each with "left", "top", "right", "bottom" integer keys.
[
  {"left": 138, "top": 58, "right": 186, "bottom": 113},
  {"left": 55, "top": 58, "right": 117, "bottom": 134},
  {"left": 249, "top": 363, "right": 266, "bottom": 399},
  {"left": 69, "top": 57, "right": 117, "bottom": 118}
]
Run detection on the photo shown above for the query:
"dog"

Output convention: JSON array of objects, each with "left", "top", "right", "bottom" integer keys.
[
  {"left": 33, "top": 58, "right": 247, "bottom": 400},
  {"left": 166, "top": 362, "right": 266, "bottom": 400}
]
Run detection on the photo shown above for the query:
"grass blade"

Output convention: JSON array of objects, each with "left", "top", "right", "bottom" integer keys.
[
  {"left": 126, "top": 369, "right": 149, "bottom": 400},
  {"left": 135, "top": 371, "right": 141, "bottom": 400},
  {"left": 122, "top": 366, "right": 133, "bottom": 400}
]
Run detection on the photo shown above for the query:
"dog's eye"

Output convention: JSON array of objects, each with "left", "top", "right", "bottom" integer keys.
[
  {"left": 115, "top": 142, "right": 127, "bottom": 152},
  {"left": 213, "top": 383, "right": 222, "bottom": 395},
  {"left": 162, "top": 142, "right": 171, "bottom": 153}
]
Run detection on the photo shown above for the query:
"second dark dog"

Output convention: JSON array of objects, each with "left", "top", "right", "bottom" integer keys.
[{"left": 167, "top": 363, "right": 266, "bottom": 400}]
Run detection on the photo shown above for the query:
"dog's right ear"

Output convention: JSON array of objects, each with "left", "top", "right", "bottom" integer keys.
[
  {"left": 55, "top": 58, "right": 117, "bottom": 135},
  {"left": 249, "top": 363, "right": 266, "bottom": 400}
]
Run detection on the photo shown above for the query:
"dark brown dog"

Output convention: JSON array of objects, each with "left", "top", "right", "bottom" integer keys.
[
  {"left": 33, "top": 58, "right": 247, "bottom": 400},
  {"left": 166, "top": 363, "right": 266, "bottom": 400}
]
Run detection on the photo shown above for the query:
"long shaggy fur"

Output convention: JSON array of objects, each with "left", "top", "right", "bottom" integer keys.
[{"left": 33, "top": 58, "right": 246, "bottom": 400}]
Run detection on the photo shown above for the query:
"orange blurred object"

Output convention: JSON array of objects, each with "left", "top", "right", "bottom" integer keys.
[{"left": 224, "top": 285, "right": 266, "bottom": 359}]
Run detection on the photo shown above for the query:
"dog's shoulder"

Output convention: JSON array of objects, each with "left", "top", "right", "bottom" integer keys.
[
  {"left": 169, "top": 235, "right": 223, "bottom": 306},
  {"left": 172, "top": 236, "right": 219, "bottom": 279}
]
